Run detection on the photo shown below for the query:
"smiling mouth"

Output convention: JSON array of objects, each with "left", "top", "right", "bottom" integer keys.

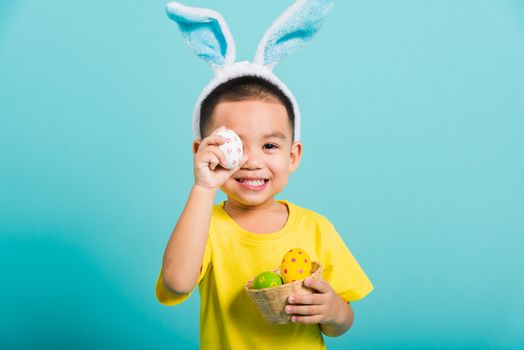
[
  {"left": 235, "top": 178, "right": 269, "bottom": 186},
  {"left": 234, "top": 178, "right": 270, "bottom": 191}
]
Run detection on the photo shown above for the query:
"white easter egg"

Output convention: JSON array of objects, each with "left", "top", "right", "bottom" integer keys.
[{"left": 216, "top": 128, "right": 243, "bottom": 169}]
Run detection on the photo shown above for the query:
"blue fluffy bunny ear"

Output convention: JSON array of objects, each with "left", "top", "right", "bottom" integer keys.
[
  {"left": 166, "top": 2, "right": 236, "bottom": 69},
  {"left": 254, "top": 0, "right": 333, "bottom": 69}
]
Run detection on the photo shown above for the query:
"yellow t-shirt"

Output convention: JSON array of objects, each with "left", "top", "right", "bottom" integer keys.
[{"left": 156, "top": 200, "right": 373, "bottom": 350}]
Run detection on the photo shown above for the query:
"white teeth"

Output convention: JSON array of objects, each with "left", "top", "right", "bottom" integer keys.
[{"left": 240, "top": 179, "right": 265, "bottom": 186}]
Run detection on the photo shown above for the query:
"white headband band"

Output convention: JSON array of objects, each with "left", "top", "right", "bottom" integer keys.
[{"left": 166, "top": 0, "right": 334, "bottom": 141}]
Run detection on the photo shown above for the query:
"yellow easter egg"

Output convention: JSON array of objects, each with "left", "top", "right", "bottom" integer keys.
[{"left": 280, "top": 248, "right": 312, "bottom": 284}]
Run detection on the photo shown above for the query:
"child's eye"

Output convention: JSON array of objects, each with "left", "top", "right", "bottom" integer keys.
[{"left": 263, "top": 143, "right": 278, "bottom": 150}]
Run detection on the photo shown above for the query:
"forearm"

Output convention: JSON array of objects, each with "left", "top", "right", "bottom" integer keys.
[
  {"left": 320, "top": 301, "right": 354, "bottom": 337},
  {"left": 161, "top": 184, "right": 216, "bottom": 294}
]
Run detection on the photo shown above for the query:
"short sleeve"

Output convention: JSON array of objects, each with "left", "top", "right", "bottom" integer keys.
[
  {"left": 321, "top": 222, "right": 373, "bottom": 302},
  {"left": 155, "top": 237, "right": 212, "bottom": 306}
]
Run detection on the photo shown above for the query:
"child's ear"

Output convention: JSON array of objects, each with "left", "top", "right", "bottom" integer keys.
[
  {"left": 289, "top": 141, "right": 303, "bottom": 173},
  {"left": 193, "top": 139, "right": 202, "bottom": 154}
]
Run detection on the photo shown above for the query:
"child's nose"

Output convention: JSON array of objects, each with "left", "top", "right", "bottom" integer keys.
[{"left": 241, "top": 146, "right": 263, "bottom": 170}]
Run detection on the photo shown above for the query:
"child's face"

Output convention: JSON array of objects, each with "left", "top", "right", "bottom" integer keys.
[{"left": 207, "top": 99, "right": 302, "bottom": 209}]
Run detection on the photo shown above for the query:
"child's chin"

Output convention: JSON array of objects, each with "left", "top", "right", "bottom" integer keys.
[{"left": 224, "top": 193, "right": 277, "bottom": 208}]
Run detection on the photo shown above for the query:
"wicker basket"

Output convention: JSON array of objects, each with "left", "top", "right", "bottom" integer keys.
[{"left": 244, "top": 262, "right": 322, "bottom": 324}]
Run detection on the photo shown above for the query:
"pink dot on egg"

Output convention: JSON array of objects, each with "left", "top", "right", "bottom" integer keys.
[
  {"left": 304, "top": 259, "right": 308, "bottom": 263},
  {"left": 298, "top": 251, "right": 302, "bottom": 254},
  {"left": 298, "top": 268, "right": 303, "bottom": 273},
  {"left": 284, "top": 269, "right": 288, "bottom": 274},
  {"left": 291, "top": 258, "right": 296, "bottom": 262}
]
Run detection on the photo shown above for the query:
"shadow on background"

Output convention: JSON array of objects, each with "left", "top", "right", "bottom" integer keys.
[
  {"left": 0, "top": 1, "right": 20, "bottom": 39},
  {"left": 0, "top": 234, "right": 181, "bottom": 350}
]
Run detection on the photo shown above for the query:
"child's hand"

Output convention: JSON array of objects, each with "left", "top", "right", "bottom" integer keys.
[
  {"left": 194, "top": 126, "right": 247, "bottom": 191},
  {"left": 286, "top": 278, "right": 353, "bottom": 335}
]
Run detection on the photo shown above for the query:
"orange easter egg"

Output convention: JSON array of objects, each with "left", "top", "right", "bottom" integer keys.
[{"left": 280, "top": 248, "right": 312, "bottom": 284}]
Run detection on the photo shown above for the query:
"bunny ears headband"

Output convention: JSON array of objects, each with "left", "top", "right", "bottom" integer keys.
[{"left": 166, "top": 0, "right": 333, "bottom": 141}]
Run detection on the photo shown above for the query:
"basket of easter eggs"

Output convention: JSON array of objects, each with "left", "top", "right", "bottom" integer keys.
[{"left": 244, "top": 248, "right": 322, "bottom": 324}]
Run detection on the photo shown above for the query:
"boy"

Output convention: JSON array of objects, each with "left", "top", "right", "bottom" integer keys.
[
  {"left": 157, "top": 1, "right": 373, "bottom": 348},
  {"left": 156, "top": 76, "right": 373, "bottom": 349}
]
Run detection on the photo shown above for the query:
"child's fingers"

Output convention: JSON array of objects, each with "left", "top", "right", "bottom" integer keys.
[
  {"left": 304, "top": 278, "right": 330, "bottom": 294},
  {"left": 200, "top": 135, "right": 226, "bottom": 148},
  {"left": 290, "top": 315, "right": 323, "bottom": 325},
  {"left": 197, "top": 146, "right": 227, "bottom": 167},
  {"left": 199, "top": 151, "right": 221, "bottom": 170},
  {"left": 198, "top": 148, "right": 229, "bottom": 170},
  {"left": 288, "top": 293, "right": 322, "bottom": 306},
  {"left": 210, "top": 147, "right": 228, "bottom": 166},
  {"left": 285, "top": 304, "right": 322, "bottom": 317}
]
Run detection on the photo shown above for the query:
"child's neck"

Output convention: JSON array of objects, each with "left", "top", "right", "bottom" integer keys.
[{"left": 224, "top": 199, "right": 289, "bottom": 234}]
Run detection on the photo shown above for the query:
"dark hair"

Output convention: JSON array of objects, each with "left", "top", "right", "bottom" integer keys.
[{"left": 199, "top": 76, "right": 295, "bottom": 140}]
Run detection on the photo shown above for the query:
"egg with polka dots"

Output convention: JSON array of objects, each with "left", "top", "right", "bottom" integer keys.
[
  {"left": 216, "top": 128, "right": 243, "bottom": 169},
  {"left": 280, "top": 248, "right": 312, "bottom": 284}
]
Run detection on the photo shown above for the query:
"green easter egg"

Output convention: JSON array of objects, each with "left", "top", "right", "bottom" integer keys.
[{"left": 253, "top": 271, "right": 283, "bottom": 289}]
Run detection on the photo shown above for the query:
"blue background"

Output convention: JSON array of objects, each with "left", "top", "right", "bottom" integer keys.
[{"left": 1, "top": 0, "right": 523, "bottom": 349}]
